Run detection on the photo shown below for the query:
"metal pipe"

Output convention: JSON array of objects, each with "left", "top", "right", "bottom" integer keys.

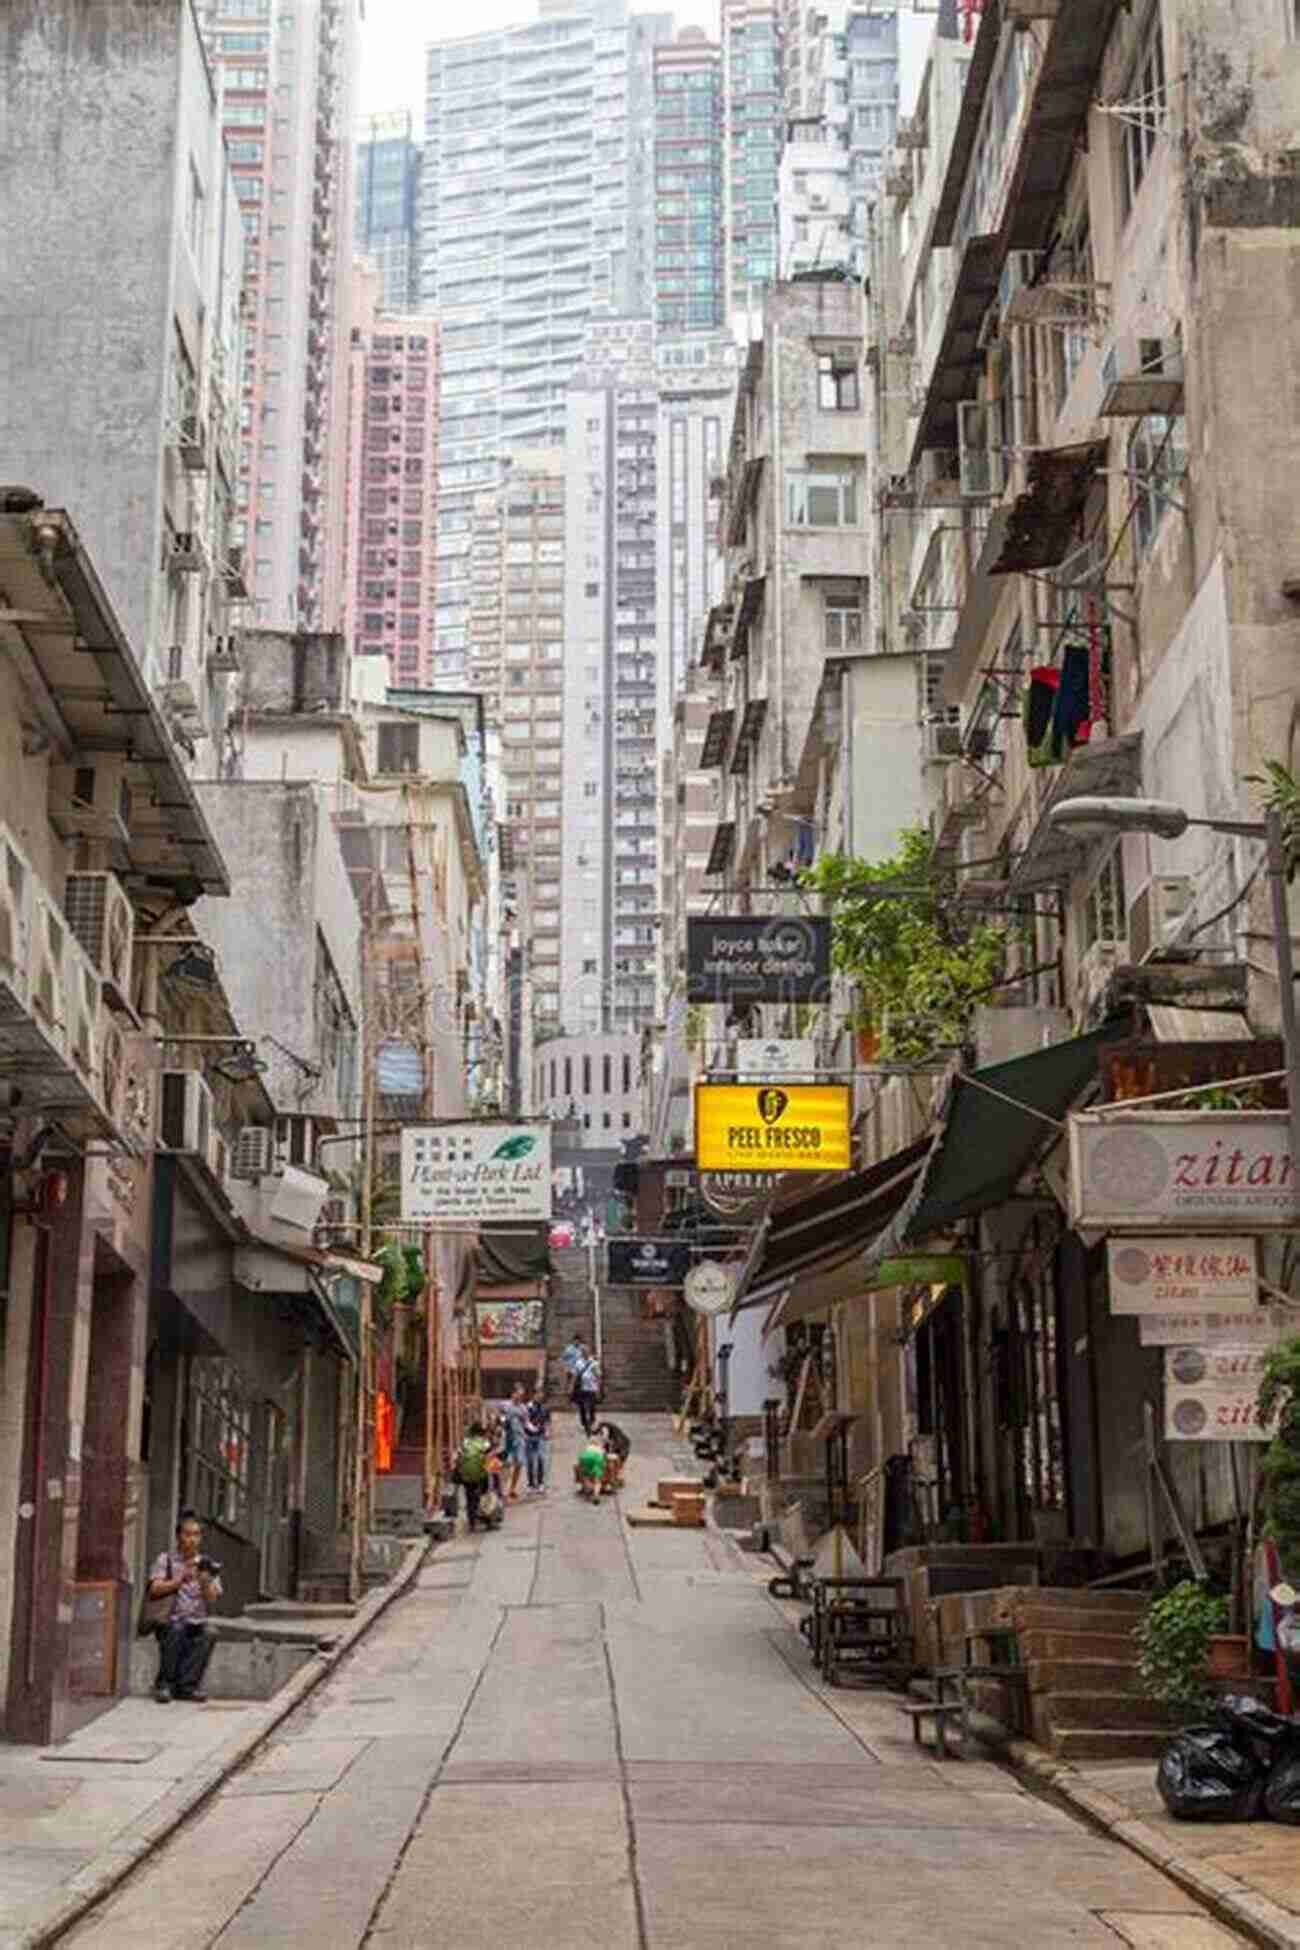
[{"left": 1265, "top": 807, "right": 1300, "bottom": 1214}]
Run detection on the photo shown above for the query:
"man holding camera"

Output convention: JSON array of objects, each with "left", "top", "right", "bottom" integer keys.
[{"left": 147, "top": 1509, "right": 223, "bottom": 1704}]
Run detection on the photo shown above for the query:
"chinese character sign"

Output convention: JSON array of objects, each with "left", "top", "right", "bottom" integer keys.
[
  {"left": 400, "top": 1123, "right": 552, "bottom": 1223},
  {"left": 1107, "top": 1237, "right": 1257, "bottom": 1315}
]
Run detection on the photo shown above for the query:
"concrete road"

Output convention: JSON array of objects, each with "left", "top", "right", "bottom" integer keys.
[{"left": 60, "top": 1417, "right": 1245, "bottom": 1950}]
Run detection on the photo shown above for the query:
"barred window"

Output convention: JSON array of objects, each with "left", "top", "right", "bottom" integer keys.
[{"left": 188, "top": 1359, "right": 254, "bottom": 1535}]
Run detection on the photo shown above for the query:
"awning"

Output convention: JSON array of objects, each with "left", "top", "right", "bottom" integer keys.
[
  {"left": 0, "top": 506, "right": 229, "bottom": 896},
  {"left": 909, "top": 234, "right": 1002, "bottom": 463},
  {"left": 232, "top": 1233, "right": 359, "bottom": 1360},
  {"left": 989, "top": 442, "right": 1107, "bottom": 575},
  {"left": 1148, "top": 1007, "right": 1251, "bottom": 1043},
  {"left": 862, "top": 1023, "right": 1122, "bottom": 1275},
  {"left": 700, "top": 708, "right": 735, "bottom": 768},
  {"left": 729, "top": 697, "right": 768, "bottom": 772},
  {"left": 705, "top": 820, "right": 736, "bottom": 877},
  {"left": 1000, "top": 2, "right": 1127, "bottom": 253},
  {"left": 733, "top": 574, "right": 766, "bottom": 657},
  {"left": 734, "top": 1139, "right": 930, "bottom": 1320},
  {"left": 1006, "top": 733, "right": 1143, "bottom": 892},
  {"left": 477, "top": 1224, "right": 549, "bottom": 1285},
  {"left": 932, "top": 0, "right": 1003, "bottom": 248}
]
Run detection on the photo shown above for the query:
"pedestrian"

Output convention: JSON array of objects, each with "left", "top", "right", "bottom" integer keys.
[
  {"left": 525, "top": 1388, "right": 551, "bottom": 1494},
  {"left": 455, "top": 1423, "right": 492, "bottom": 1531},
  {"left": 561, "top": 1334, "right": 586, "bottom": 1383},
  {"left": 573, "top": 1348, "right": 602, "bottom": 1434},
  {"left": 147, "top": 1508, "right": 222, "bottom": 1704},
  {"left": 596, "top": 1418, "right": 630, "bottom": 1493},
  {"left": 576, "top": 1433, "right": 606, "bottom": 1500},
  {"left": 500, "top": 1383, "right": 530, "bottom": 1501}
]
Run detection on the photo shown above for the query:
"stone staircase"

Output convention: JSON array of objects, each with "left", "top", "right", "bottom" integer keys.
[
  {"left": 545, "top": 1245, "right": 677, "bottom": 1413},
  {"left": 1009, "top": 1587, "right": 1174, "bottom": 1762}
]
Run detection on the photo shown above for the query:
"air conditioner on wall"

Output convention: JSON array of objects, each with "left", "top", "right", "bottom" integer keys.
[
  {"left": 924, "top": 721, "right": 962, "bottom": 762},
  {"left": 1127, "top": 874, "right": 1195, "bottom": 964},
  {"left": 232, "top": 1124, "right": 276, "bottom": 1180},
  {"left": 159, "top": 1069, "right": 213, "bottom": 1156},
  {"left": 64, "top": 871, "right": 133, "bottom": 1000},
  {"left": 65, "top": 943, "right": 102, "bottom": 1097},
  {"left": 29, "top": 892, "right": 71, "bottom": 1058}
]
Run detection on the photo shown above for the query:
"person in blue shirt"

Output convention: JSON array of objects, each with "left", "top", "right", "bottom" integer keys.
[{"left": 524, "top": 1391, "right": 551, "bottom": 1494}]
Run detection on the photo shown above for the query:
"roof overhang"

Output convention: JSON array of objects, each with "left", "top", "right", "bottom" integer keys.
[
  {"left": 932, "top": 0, "right": 1004, "bottom": 247},
  {"left": 990, "top": 441, "right": 1107, "bottom": 575},
  {"left": 1006, "top": 733, "right": 1144, "bottom": 892},
  {"left": 1001, "top": 0, "right": 1128, "bottom": 253},
  {"left": 909, "top": 234, "right": 1002, "bottom": 463},
  {"left": 0, "top": 506, "right": 229, "bottom": 897}
]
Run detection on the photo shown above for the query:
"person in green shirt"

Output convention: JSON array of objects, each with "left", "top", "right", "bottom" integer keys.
[
  {"left": 456, "top": 1424, "right": 492, "bottom": 1530},
  {"left": 577, "top": 1437, "right": 606, "bottom": 1500}
]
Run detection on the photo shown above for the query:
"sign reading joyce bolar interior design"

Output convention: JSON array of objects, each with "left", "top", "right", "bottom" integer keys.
[
  {"left": 695, "top": 1082, "right": 852, "bottom": 1174},
  {"left": 686, "top": 916, "right": 831, "bottom": 1005},
  {"left": 400, "top": 1122, "right": 552, "bottom": 1223},
  {"left": 606, "top": 1238, "right": 693, "bottom": 1287},
  {"left": 1069, "top": 1111, "right": 1295, "bottom": 1231}
]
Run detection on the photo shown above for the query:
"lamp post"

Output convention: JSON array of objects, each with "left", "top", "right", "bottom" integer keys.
[{"left": 1047, "top": 796, "right": 1300, "bottom": 1202}]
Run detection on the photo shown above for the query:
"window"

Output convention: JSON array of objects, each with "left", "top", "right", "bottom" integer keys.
[
  {"left": 1128, "top": 413, "right": 1186, "bottom": 558},
  {"left": 817, "top": 352, "right": 860, "bottom": 411},
  {"left": 582, "top": 1055, "right": 592, "bottom": 1094},
  {"left": 376, "top": 720, "right": 420, "bottom": 775},
  {"left": 188, "top": 1358, "right": 254, "bottom": 1534},
  {"left": 1119, "top": 12, "right": 1166, "bottom": 220},
  {"left": 582, "top": 958, "right": 597, "bottom": 974},
  {"left": 786, "top": 470, "right": 858, "bottom": 527},
  {"left": 1084, "top": 845, "right": 1127, "bottom": 950},
  {"left": 602, "top": 1054, "right": 612, "bottom": 1094},
  {"left": 824, "top": 593, "right": 864, "bottom": 653}
]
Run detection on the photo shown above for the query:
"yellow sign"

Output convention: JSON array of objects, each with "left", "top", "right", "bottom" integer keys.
[{"left": 694, "top": 1082, "right": 852, "bottom": 1174}]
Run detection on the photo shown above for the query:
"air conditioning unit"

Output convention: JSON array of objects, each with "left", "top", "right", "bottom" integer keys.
[
  {"left": 0, "top": 823, "right": 34, "bottom": 1016},
  {"left": 1128, "top": 874, "right": 1195, "bottom": 965},
  {"left": 165, "top": 531, "right": 203, "bottom": 575},
  {"left": 1099, "top": 335, "right": 1184, "bottom": 418},
  {"left": 65, "top": 944, "right": 102, "bottom": 1095},
  {"left": 924, "top": 720, "right": 962, "bottom": 763},
  {"left": 159, "top": 1068, "right": 213, "bottom": 1155},
  {"left": 275, "top": 1113, "right": 319, "bottom": 1170},
  {"left": 29, "top": 892, "right": 71, "bottom": 1057},
  {"left": 232, "top": 1124, "right": 276, "bottom": 1179},
  {"left": 1075, "top": 940, "right": 1120, "bottom": 1018},
  {"left": 63, "top": 871, "right": 133, "bottom": 1000},
  {"left": 48, "top": 756, "right": 133, "bottom": 845}
]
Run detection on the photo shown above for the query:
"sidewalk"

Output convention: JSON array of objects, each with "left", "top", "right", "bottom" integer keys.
[
  {"left": 0, "top": 1540, "right": 427, "bottom": 1950},
  {"left": 1007, "top": 1739, "right": 1300, "bottom": 1950}
]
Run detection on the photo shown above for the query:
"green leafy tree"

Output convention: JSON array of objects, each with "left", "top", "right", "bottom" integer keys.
[
  {"left": 1249, "top": 760, "right": 1300, "bottom": 881},
  {"left": 801, "top": 829, "right": 1006, "bottom": 1063},
  {"left": 1257, "top": 1336, "right": 1300, "bottom": 1575}
]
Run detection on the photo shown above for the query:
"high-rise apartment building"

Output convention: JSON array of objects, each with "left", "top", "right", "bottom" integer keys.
[
  {"left": 341, "top": 266, "right": 440, "bottom": 688},
  {"left": 722, "top": 0, "right": 783, "bottom": 319},
  {"left": 652, "top": 30, "right": 725, "bottom": 334},
  {"left": 355, "top": 110, "right": 423, "bottom": 311},
  {"left": 560, "top": 319, "right": 660, "bottom": 1034},
  {"left": 421, "top": 0, "right": 672, "bottom": 685},
  {"left": 198, "top": 0, "right": 360, "bottom": 636},
  {"left": 778, "top": 5, "right": 901, "bottom": 279}
]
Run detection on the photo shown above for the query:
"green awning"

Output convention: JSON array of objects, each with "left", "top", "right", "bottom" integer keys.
[{"left": 862, "top": 1023, "right": 1121, "bottom": 1273}]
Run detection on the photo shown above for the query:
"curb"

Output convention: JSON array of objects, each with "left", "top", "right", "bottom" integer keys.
[
  {"left": 11, "top": 1538, "right": 430, "bottom": 1950},
  {"left": 1004, "top": 1736, "right": 1300, "bottom": 1950}
]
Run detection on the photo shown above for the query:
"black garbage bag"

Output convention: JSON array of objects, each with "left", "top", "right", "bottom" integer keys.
[
  {"left": 1215, "top": 1695, "right": 1300, "bottom": 1768},
  {"left": 1265, "top": 1755, "right": 1300, "bottom": 1825},
  {"left": 1157, "top": 1726, "right": 1264, "bottom": 1821}
]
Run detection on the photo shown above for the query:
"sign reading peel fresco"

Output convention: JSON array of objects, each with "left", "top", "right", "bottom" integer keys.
[
  {"left": 1070, "top": 1112, "right": 1295, "bottom": 1231},
  {"left": 686, "top": 916, "right": 831, "bottom": 1005},
  {"left": 401, "top": 1122, "right": 552, "bottom": 1223},
  {"left": 695, "top": 1082, "right": 851, "bottom": 1174}
]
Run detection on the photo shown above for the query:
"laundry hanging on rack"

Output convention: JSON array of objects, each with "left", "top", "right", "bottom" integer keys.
[
  {"left": 1023, "top": 665, "right": 1061, "bottom": 768},
  {"left": 1050, "top": 641, "right": 1093, "bottom": 751}
]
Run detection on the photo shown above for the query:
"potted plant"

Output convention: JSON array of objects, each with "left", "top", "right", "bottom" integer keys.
[{"left": 1134, "top": 1579, "right": 1230, "bottom": 1712}]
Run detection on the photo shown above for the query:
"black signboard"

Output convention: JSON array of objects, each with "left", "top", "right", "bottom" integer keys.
[
  {"left": 606, "top": 1237, "right": 693, "bottom": 1287},
  {"left": 686, "top": 915, "right": 831, "bottom": 1005},
  {"left": 699, "top": 1171, "right": 770, "bottom": 1221}
]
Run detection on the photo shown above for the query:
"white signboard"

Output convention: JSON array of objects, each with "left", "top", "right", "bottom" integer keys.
[
  {"left": 1164, "top": 1345, "right": 1279, "bottom": 1443},
  {"left": 737, "top": 1039, "right": 817, "bottom": 1082},
  {"left": 400, "top": 1123, "right": 552, "bottom": 1224},
  {"left": 1140, "top": 1307, "right": 1292, "bottom": 1348},
  {"left": 1106, "top": 1237, "right": 1256, "bottom": 1315},
  {"left": 1070, "top": 1112, "right": 1296, "bottom": 1231},
  {"left": 683, "top": 1260, "right": 736, "bottom": 1317}
]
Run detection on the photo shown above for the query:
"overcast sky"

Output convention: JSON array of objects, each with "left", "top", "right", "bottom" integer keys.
[{"left": 359, "top": 0, "right": 935, "bottom": 127}]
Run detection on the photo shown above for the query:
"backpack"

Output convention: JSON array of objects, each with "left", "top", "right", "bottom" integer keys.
[{"left": 457, "top": 1438, "right": 489, "bottom": 1484}]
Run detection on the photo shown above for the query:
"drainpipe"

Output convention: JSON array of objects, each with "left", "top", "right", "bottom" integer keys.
[{"left": 771, "top": 320, "right": 787, "bottom": 788}]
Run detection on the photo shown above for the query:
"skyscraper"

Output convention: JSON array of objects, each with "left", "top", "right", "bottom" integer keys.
[
  {"left": 722, "top": 0, "right": 783, "bottom": 319},
  {"left": 355, "top": 110, "right": 423, "bottom": 312},
  {"left": 778, "top": 5, "right": 901, "bottom": 279},
  {"left": 652, "top": 30, "right": 725, "bottom": 334},
  {"left": 198, "top": 0, "right": 360, "bottom": 636},
  {"left": 421, "top": 0, "right": 673, "bottom": 685}
]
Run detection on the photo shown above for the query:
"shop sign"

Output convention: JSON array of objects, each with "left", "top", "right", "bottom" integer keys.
[
  {"left": 606, "top": 1237, "right": 692, "bottom": 1287},
  {"left": 1140, "top": 1307, "right": 1292, "bottom": 1348},
  {"left": 1069, "top": 1111, "right": 1295, "bottom": 1231},
  {"left": 695, "top": 1082, "right": 851, "bottom": 1174},
  {"left": 736, "top": 1038, "right": 817, "bottom": 1081},
  {"left": 476, "top": 1299, "right": 544, "bottom": 1346},
  {"left": 400, "top": 1122, "right": 552, "bottom": 1223},
  {"left": 1106, "top": 1237, "right": 1256, "bottom": 1315},
  {"left": 699, "top": 1170, "right": 770, "bottom": 1219},
  {"left": 684, "top": 1259, "right": 736, "bottom": 1316},
  {"left": 866, "top": 1253, "right": 968, "bottom": 1295},
  {"left": 1164, "top": 1345, "right": 1280, "bottom": 1442},
  {"left": 686, "top": 916, "right": 831, "bottom": 1005}
]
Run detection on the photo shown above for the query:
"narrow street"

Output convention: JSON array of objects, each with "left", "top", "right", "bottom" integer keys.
[{"left": 60, "top": 1417, "right": 1244, "bottom": 1950}]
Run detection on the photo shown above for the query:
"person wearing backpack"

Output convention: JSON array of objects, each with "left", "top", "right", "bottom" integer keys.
[
  {"left": 455, "top": 1423, "right": 492, "bottom": 1531},
  {"left": 574, "top": 1351, "right": 602, "bottom": 1434}
]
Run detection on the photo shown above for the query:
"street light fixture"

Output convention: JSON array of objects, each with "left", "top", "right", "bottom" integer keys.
[{"left": 1048, "top": 795, "right": 1300, "bottom": 1199}]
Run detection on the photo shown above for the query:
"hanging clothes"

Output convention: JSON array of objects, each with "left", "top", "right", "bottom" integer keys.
[
  {"left": 1023, "top": 665, "right": 1062, "bottom": 767},
  {"left": 1049, "top": 641, "right": 1093, "bottom": 752}
]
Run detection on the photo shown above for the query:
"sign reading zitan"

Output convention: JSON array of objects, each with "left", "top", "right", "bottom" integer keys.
[
  {"left": 695, "top": 1083, "right": 851, "bottom": 1174},
  {"left": 686, "top": 916, "right": 831, "bottom": 1005},
  {"left": 401, "top": 1123, "right": 552, "bottom": 1223},
  {"left": 1106, "top": 1237, "right": 1257, "bottom": 1316},
  {"left": 1164, "top": 1346, "right": 1280, "bottom": 1443},
  {"left": 1069, "top": 1112, "right": 1295, "bottom": 1231}
]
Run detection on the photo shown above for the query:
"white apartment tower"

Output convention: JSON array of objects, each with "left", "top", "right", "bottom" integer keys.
[{"left": 422, "top": 0, "right": 673, "bottom": 685}]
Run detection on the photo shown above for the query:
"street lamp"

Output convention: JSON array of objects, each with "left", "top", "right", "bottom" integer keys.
[{"left": 1047, "top": 796, "right": 1300, "bottom": 1195}]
